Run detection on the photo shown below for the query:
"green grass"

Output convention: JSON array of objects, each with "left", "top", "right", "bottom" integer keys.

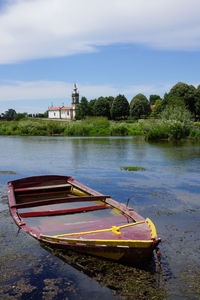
[
  {"left": 0, "top": 117, "right": 196, "bottom": 141},
  {"left": 121, "top": 166, "right": 147, "bottom": 171},
  {"left": 0, "top": 117, "right": 144, "bottom": 137}
]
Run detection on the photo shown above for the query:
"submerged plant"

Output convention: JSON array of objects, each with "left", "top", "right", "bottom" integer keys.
[{"left": 121, "top": 166, "right": 147, "bottom": 171}]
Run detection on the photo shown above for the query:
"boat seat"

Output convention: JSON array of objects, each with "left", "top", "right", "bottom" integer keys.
[{"left": 14, "top": 183, "right": 72, "bottom": 193}]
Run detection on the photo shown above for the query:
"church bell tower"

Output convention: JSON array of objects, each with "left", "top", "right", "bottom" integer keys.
[{"left": 72, "top": 83, "right": 79, "bottom": 106}]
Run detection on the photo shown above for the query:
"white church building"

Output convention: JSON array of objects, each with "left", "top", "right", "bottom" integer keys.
[{"left": 48, "top": 84, "right": 79, "bottom": 120}]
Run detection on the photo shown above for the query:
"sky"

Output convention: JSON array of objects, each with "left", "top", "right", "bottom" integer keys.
[{"left": 0, "top": 0, "right": 200, "bottom": 113}]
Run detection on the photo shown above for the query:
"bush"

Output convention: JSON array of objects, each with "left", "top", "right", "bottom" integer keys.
[
  {"left": 160, "top": 105, "right": 192, "bottom": 124},
  {"left": 168, "top": 120, "right": 190, "bottom": 140},
  {"left": 145, "top": 120, "right": 191, "bottom": 141},
  {"left": 190, "top": 129, "right": 200, "bottom": 140},
  {"left": 110, "top": 123, "right": 129, "bottom": 136},
  {"left": 17, "top": 121, "right": 47, "bottom": 135},
  {"left": 146, "top": 122, "right": 169, "bottom": 141},
  {"left": 193, "top": 122, "right": 200, "bottom": 128},
  {"left": 64, "top": 122, "right": 91, "bottom": 136},
  {"left": 46, "top": 121, "right": 66, "bottom": 135}
]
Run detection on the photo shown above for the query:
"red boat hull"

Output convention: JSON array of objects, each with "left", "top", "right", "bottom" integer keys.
[{"left": 8, "top": 175, "right": 160, "bottom": 264}]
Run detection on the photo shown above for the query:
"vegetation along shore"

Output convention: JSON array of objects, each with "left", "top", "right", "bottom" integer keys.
[{"left": 1, "top": 82, "right": 200, "bottom": 141}]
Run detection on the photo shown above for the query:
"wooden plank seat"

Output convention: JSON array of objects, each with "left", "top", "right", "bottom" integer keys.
[
  {"left": 17, "top": 189, "right": 72, "bottom": 198},
  {"left": 19, "top": 204, "right": 110, "bottom": 218},
  {"left": 11, "top": 195, "right": 110, "bottom": 209},
  {"left": 14, "top": 183, "right": 72, "bottom": 193}
]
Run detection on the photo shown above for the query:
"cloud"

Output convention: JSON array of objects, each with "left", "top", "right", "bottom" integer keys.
[
  {"left": 0, "top": 79, "right": 171, "bottom": 103},
  {"left": 2, "top": 79, "right": 199, "bottom": 113},
  {"left": 0, "top": 0, "right": 200, "bottom": 63}
]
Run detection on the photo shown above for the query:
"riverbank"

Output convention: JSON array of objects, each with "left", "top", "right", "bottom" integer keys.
[{"left": 0, "top": 117, "right": 200, "bottom": 141}]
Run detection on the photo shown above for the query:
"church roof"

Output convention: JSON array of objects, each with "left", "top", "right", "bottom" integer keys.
[{"left": 48, "top": 106, "right": 73, "bottom": 111}]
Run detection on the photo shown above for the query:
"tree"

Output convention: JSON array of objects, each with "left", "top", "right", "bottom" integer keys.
[
  {"left": 75, "top": 97, "right": 89, "bottom": 120},
  {"left": 130, "top": 95, "right": 151, "bottom": 119},
  {"left": 93, "top": 97, "right": 111, "bottom": 118},
  {"left": 149, "top": 94, "right": 161, "bottom": 105},
  {"left": 110, "top": 94, "right": 129, "bottom": 120},
  {"left": 1, "top": 109, "right": 16, "bottom": 121},
  {"left": 130, "top": 93, "right": 148, "bottom": 105},
  {"left": 195, "top": 85, "right": 200, "bottom": 120},
  {"left": 88, "top": 99, "right": 97, "bottom": 116},
  {"left": 14, "top": 113, "right": 28, "bottom": 121},
  {"left": 105, "top": 96, "right": 114, "bottom": 110},
  {"left": 168, "top": 82, "right": 196, "bottom": 115},
  {"left": 160, "top": 104, "right": 192, "bottom": 123},
  {"left": 150, "top": 99, "right": 163, "bottom": 117}
]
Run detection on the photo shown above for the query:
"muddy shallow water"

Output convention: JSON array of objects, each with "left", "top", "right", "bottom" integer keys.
[{"left": 0, "top": 136, "right": 200, "bottom": 299}]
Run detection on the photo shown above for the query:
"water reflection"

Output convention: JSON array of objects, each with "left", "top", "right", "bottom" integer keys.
[{"left": 41, "top": 243, "right": 167, "bottom": 300}]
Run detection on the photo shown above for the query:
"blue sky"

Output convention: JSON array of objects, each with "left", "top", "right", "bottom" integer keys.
[{"left": 0, "top": 0, "right": 200, "bottom": 113}]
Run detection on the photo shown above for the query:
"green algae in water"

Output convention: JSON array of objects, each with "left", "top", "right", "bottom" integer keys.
[
  {"left": 0, "top": 170, "right": 16, "bottom": 174},
  {"left": 121, "top": 166, "right": 147, "bottom": 171}
]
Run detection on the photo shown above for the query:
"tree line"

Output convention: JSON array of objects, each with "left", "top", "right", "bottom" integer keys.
[
  {"left": 76, "top": 82, "right": 200, "bottom": 121},
  {"left": 0, "top": 110, "right": 48, "bottom": 121},
  {"left": 1, "top": 82, "right": 200, "bottom": 121}
]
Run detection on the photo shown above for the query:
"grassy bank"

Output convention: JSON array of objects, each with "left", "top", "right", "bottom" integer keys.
[
  {"left": 0, "top": 117, "right": 199, "bottom": 140},
  {"left": 0, "top": 117, "right": 144, "bottom": 137}
]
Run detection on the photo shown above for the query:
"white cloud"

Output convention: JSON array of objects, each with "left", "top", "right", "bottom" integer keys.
[
  {"left": 2, "top": 79, "right": 199, "bottom": 113},
  {"left": 0, "top": 0, "right": 200, "bottom": 63},
  {"left": 0, "top": 79, "right": 172, "bottom": 107}
]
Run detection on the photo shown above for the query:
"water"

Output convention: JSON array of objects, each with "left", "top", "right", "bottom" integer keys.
[{"left": 0, "top": 136, "right": 200, "bottom": 299}]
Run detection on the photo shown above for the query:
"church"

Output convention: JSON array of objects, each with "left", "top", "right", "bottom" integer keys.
[{"left": 48, "top": 84, "right": 79, "bottom": 120}]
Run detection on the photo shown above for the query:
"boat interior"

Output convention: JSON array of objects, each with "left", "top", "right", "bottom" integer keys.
[{"left": 11, "top": 178, "right": 137, "bottom": 238}]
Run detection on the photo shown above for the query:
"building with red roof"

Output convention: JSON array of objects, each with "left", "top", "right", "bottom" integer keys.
[{"left": 48, "top": 84, "right": 79, "bottom": 120}]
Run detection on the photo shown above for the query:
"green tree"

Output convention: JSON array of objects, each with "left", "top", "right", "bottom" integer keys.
[
  {"left": 130, "top": 93, "right": 148, "bottom": 105},
  {"left": 93, "top": 97, "right": 111, "bottom": 118},
  {"left": 160, "top": 105, "right": 192, "bottom": 123},
  {"left": 150, "top": 99, "right": 163, "bottom": 117},
  {"left": 110, "top": 94, "right": 129, "bottom": 120},
  {"left": 1, "top": 109, "right": 16, "bottom": 121},
  {"left": 130, "top": 95, "right": 151, "bottom": 119},
  {"left": 168, "top": 82, "right": 196, "bottom": 115},
  {"left": 14, "top": 112, "right": 28, "bottom": 121},
  {"left": 105, "top": 96, "right": 114, "bottom": 110},
  {"left": 149, "top": 94, "right": 161, "bottom": 105},
  {"left": 75, "top": 97, "right": 89, "bottom": 120},
  {"left": 88, "top": 99, "right": 97, "bottom": 116},
  {"left": 195, "top": 85, "right": 200, "bottom": 120}
]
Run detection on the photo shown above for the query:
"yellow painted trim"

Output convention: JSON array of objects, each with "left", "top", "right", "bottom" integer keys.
[
  {"left": 71, "top": 187, "right": 88, "bottom": 196},
  {"left": 40, "top": 235, "right": 154, "bottom": 248},
  {"left": 146, "top": 218, "right": 157, "bottom": 239},
  {"left": 40, "top": 218, "right": 159, "bottom": 249},
  {"left": 50, "top": 220, "right": 145, "bottom": 238}
]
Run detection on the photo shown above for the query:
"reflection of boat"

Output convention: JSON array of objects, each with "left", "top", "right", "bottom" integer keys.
[
  {"left": 8, "top": 175, "right": 160, "bottom": 264},
  {"left": 41, "top": 243, "right": 165, "bottom": 298}
]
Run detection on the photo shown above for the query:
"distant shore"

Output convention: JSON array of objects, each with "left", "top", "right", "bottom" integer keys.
[{"left": 0, "top": 117, "right": 200, "bottom": 141}]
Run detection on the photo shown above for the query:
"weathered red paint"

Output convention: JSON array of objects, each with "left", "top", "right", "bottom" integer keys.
[
  {"left": 8, "top": 175, "right": 161, "bottom": 264},
  {"left": 19, "top": 204, "right": 110, "bottom": 218},
  {"left": 11, "top": 195, "right": 110, "bottom": 209}
]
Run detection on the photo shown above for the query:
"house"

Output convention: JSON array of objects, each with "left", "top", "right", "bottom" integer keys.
[{"left": 48, "top": 84, "right": 79, "bottom": 120}]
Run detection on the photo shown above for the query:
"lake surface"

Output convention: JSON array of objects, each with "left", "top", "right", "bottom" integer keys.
[{"left": 0, "top": 136, "right": 200, "bottom": 299}]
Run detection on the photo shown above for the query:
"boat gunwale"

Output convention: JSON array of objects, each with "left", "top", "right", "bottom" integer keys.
[{"left": 7, "top": 175, "right": 161, "bottom": 262}]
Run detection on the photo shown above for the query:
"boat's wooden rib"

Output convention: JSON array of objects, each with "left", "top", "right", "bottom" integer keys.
[
  {"left": 19, "top": 204, "right": 110, "bottom": 218},
  {"left": 10, "top": 195, "right": 110, "bottom": 209},
  {"left": 17, "top": 189, "right": 71, "bottom": 198},
  {"left": 14, "top": 183, "right": 71, "bottom": 192}
]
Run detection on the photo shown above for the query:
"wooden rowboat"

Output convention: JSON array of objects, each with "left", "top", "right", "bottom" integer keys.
[{"left": 8, "top": 175, "right": 161, "bottom": 264}]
